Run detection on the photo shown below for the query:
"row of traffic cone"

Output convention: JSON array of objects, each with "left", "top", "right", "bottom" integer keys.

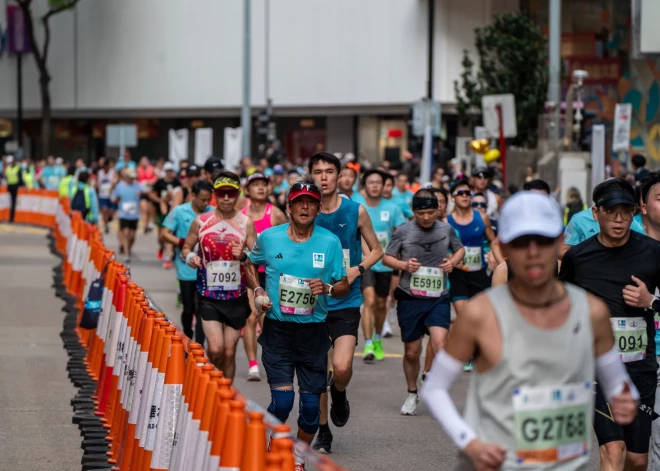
[{"left": 11, "top": 187, "right": 59, "bottom": 227}]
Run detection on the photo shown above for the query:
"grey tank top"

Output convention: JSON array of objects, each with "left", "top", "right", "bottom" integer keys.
[{"left": 454, "top": 284, "right": 594, "bottom": 471}]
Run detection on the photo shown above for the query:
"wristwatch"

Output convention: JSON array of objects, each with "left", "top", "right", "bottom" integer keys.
[
  {"left": 326, "top": 283, "right": 335, "bottom": 297},
  {"left": 239, "top": 252, "right": 248, "bottom": 263},
  {"left": 648, "top": 295, "right": 660, "bottom": 312},
  {"left": 358, "top": 265, "right": 365, "bottom": 276}
]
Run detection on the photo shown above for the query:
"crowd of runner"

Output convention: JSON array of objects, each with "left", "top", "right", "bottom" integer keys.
[{"left": 4, "top": 149, "right": 660, "bottom": 471}]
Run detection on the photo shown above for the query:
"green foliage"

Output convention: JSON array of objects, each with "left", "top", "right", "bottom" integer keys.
[
  {"left": 454, "top": 13, "right": 548, "bottom": 148},
  {"left": 47, "top": 0, "right": 77, "bottom": 11}
]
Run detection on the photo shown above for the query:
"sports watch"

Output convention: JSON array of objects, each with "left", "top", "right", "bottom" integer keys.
[
  {"left": 358, "top": 264, "right": 365, "bottom": 276},
  {"left": 326, "top": 283, "right": 335, "bottom": 297}
]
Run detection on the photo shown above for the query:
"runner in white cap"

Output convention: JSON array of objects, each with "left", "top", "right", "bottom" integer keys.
[{"left": 421, "top": 191, "right": 638, "bottom": 471}]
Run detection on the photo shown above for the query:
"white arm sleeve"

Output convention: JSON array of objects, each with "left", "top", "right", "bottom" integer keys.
[
  {"left": 596, "top": 345, "right": 640, "bottom": 402},
  {"left": 420, "top": 350, "right": 477, "bottom": 450}
]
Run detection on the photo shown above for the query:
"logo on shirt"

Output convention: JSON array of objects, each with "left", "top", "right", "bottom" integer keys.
[
  {"left": 313, "top": 253, "right": 325, "bottom": 268},
  {"left": 339, "top": 223, "right": 346, "bottom": 227},
  {"left": 589, "top": 228, "right": 596, "bottom": 233},
  {"left": 275, "top": 253, "right": 283, "bottom": 259},
  {"left": 380, "top": 211, "right": 390, "bottom": 222}
]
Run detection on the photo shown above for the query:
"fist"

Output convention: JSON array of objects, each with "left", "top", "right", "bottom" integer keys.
[
  {"left": 187, "top": 255, "right": 202, "bottom": 269},
  {"left": 406, "top": 258, "right": 421, "bottom": 274},
  {"left": 610, "top": 382, "right": 639, "bottom": 425},
  {"left": 464, "top": 439, "right": 507, "bottom": 471},
  {"left": 307, "top": 278, "right": 326, "bottom": 296}
]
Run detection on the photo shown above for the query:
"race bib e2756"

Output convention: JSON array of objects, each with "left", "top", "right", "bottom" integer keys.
[{"left": 279, "top": 274, "right": 316, "bottom": 315}]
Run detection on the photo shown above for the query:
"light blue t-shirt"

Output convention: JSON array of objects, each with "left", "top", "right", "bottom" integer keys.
[
  {"left": 40, "top": 165, "right": 66, "bottom": 190},
  {"left": 350, "top": 191, "right": 366, "bottom": 205},
  {"left": 564, "top": 208, "right": 645, "bottom": 245},
  {"left": 115, "top": 160, "right": 137, "bottom": 172},
  {"left": 111, "top": 181, "right": 143, "bottom": 220},
  {"left": 391, "top": 188, "right": 414, "bottom": 218},
  {"left": 163, "top": 202, "right": 214, "bottom": 281},
  {"left": 249, "top": 224, "right": 345, "bottom": 323},
  {"left": 363, "top": 198, "right": 407, "bottom": 272}
]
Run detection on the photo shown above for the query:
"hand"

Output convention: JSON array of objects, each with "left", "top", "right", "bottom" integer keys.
[
  {"left": 254, "top": 288, "right": 272, "bottom": 315},
  {"left": 610, "top": 382, "right": 639, "bottom": 425},
  {"left": 405, "top": 258, "right": 421, "bottom": 274},
  {"left": 346, "top": 266, "right": 360, "bottom": 285},
  {"left": 439, "top": 258, "right": 454, "bottom": 273},
  {"left": 464, "top": 439, "right": 507, "bottom": 471},
  {"left": 306, "top": 278, "right": 327, "bottom": 296},
  {"left": 622, "top": 276, "right": 653, "bottom": 308},
  {"left": 229, "top": 240, "right": 245, "bottom": 260},
  {"left": 187, "top": 254, "right": 202, "bottom": 269},
  {"left": 486, "top": 251, "right": 498, "bottom": 269}
]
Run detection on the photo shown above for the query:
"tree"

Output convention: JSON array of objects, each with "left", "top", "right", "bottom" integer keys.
[
  {"left": 454, "top": 13, "right": 548, "bottom": 148},
  {"left": 18, "top": 0, "right": 80, "bottom": 159}
]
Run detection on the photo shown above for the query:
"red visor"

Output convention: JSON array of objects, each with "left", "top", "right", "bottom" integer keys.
[{"left": 288, "top": 184, "right": 321, "bottom": 202}]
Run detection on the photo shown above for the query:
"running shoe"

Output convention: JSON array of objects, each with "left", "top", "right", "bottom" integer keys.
[
  {"left": 382, "top": 319, "right": 393, "bottom": 338},
  {"left": 124, "top": 256, "right": 131, "bottom": 265},
  {"left": 421, "top": 372, "right": 427, "bottom": 385},
  {"left": 400, "top": 392, "right": 419, "bottom": 416},
  {"left": 157, "top": 248, "right": 163, "bottom": 260},
  {"left": 373, "top": 340, "right": 385, "bottom": 361},
  {"left": 312, "top": 428, "right": 333, "bottom": 454},
  {"left": 363, "top": 343, "right": 375, "bottom": 362},
  {"left": 163, "top": 260, "right": 172, "bottom": 270},
  {"left": 463, "top": 361, "right": 473, "bottom": 372},
  {"left": 329, "top": 379, "right": 350, "bottom": 427},
  {"left": 247, "top": 365, "right": 261, "bottom": 382}
]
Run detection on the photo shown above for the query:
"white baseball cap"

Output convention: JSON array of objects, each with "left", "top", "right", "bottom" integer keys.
[
  {"left": 163, "top": 162, "right": 175, "bottom": 172},
  {"left": 498, "top": 191, "right": 564, "bottom": 244}
]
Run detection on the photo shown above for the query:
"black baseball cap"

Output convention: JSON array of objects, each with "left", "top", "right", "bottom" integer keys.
[
  {"left": 471, "top": 165, "right": 492, "bottom": 179},
  {"left": 187, "top": 164, "right": 201, "bottom": 177},
  {"left": 204, "top": 156, "right": 223, "bottom": 174},
  {"left": 593, "top": 178, "right": 635, "bottom": 208}
]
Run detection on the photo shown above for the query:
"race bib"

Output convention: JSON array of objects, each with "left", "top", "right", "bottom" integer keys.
[
  {"left": 121, "top": 202, "right": 138, "bottom": 216},
  {"left": 279, "top": 274, "right": 317, "bottom": 315},
  {"left": 463, "top": 246, "right": 482, "bottom": 272},
  {"left": 376, "top": 231, "right": 389, "bottom": 250},
  {"left": 611, "top": 317, "right": 647, "bottom": 363},
  {"left": 99, "top": 182, "right": 112, "bottom": 198},
  {"left": 342, "top": 249, "right": 350, "bottom": 270},
  {"left": 513, "top": 382, "right": 590, "bottom": 465},
  {"left": 206, "top": 261, "right": 241, "bottom": 290},
  {"left": 410, "top": 266, "right": 445, "bottom": 297},
  {"left": 48, "top": 175, "right": 59, "bottom": 188}
]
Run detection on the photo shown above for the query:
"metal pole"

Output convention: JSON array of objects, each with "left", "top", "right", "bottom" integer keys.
[
  {"left": 241, "top": 0, "right": 252, "bottom": 159},
  {"left": 16, "top": 53, "right": 23, "bottom": 150},
  {"left": 547, "top": 0, "right": 561, "bottom": 145},
  {"left": 265, "top": 0, "right": 271, "bottom": 114},
  {"left": 427, "top": 0, "right": 434, "bottom": 99}
]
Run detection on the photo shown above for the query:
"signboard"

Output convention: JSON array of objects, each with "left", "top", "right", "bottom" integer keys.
[
  {"left": 412, "top": 99, "right": 441, "bottom": 137},
  {"left": 6, "top": 4, "right": 30, "bottom": 55},
  {"left": 612, "top": 103, "right": 633, "bottom": 152},
  {"left": 106, "top": 124, "right": 138, "bottom": 148},
  {"left": 565, "top": 58, "right": 621, "bottom": 85},
  {"left": 482, "top": 94, "right": 517, "bottom": 138}
]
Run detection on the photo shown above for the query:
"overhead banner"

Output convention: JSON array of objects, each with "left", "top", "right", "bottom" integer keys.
[
  {"left": 612, "top": 103, "right": 632, "bottom": 152},
  {"left": 168, "top": 128, "right": 188, "bottom": 166},
  {"left": 194, "top": 128, "right": 213, "bottom": 167}
]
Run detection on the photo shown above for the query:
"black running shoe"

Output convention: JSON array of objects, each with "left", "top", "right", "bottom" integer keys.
[
  {"left": 312, "top": 428, "right": 333, "bottom": 454},
  {"left": 329, "top": 378, "right": 350, "bottom": 427}
]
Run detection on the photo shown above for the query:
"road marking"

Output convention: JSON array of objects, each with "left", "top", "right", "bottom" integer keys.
[
  {"left": 353, "top": 352, "right": 404, "bottom": 359},
  {"left": 0, "top": 223, "right": 48, "bottom": 235}
]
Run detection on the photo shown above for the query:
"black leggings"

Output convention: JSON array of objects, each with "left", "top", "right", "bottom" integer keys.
[
  {"left": 9, "top": 185, "right": 18, "bottom": 222},
  {"left": 180, "top": 280, "right": 205, "bottom": 345}
]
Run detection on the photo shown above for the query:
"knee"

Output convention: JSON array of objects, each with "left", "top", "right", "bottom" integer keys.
[
  {"left": 297, "top": 391, "right": 321, "bottom": 435},
  {"left": 267, "top": 389, "right": 295, "bottom": 423},
  {"left": 626, "top": 453, "right": 648, "bottom": 471},
  {"left": 599, "top": 442, "right": 626, "bottom": 468},
  {"left": 207, "top": 344, "right": 223, "bottom": 359},
  {"left": 404, "top": 345, "right": 422, "bottom": 362},
  {"left": 223, "top": 346, "right": 236, "bottom": 361},
  {"left": 333, "top": 362, "right": 352, "bottom": 381}
]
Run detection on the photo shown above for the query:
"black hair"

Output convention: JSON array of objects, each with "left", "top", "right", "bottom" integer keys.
[
  {"left": 340, "top": 165, "right": 358, "bottom": 179},
  {"left": 632, "top": 154, "right": 647, "bottom": 169},
  {"left": 472, "top": 192, "right": 487, "bottom": 199},
  {"left": 361, "top": 169, "right": 385, "bottom": 187},
  {"left": 287, "top": 169, "right": 300, "bottom": 177},
  {"left": 78, "top": 171, "right": 90, "bottom": 184},
  {"left": 414, "top": 188, "right": 436, "bottom": 199},
  {"left": 396, "top": 172, "right": 408, "bottom": 180},
  {"left": 212, "top": 169, "right": 240, "bottom": 183},
  {"left": 523, "top": 179, "right": 551, "bottom": 194},
  {"left": 382, "top": 173, "right": 394, "bottom": 185},
  {"left": 639, "top": 172, "right": 660, "bottom": 204},
  {"left": 308, "top": 152, "right": 341, "bottom": 174},
  {"left": 432, "top": 187, "right": 449, "bottom": 203},
  {"left": 67, "top": 164, "right": 76, "bottom": 176},
  {"left": 451, "top": 179, "right": 472, "bottom": 193},
  {"left": 592, "top": 178, "right": 634, "bottom": 203},
  {"left": 192, "top": 180, "right": 213, "bottom": 195}
]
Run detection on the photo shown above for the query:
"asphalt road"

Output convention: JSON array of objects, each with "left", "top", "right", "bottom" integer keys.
[{"left": 102, "top": 227, "right": 604, "bottom": 471}]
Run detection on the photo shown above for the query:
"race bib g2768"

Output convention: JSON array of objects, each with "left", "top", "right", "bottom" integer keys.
[
  {"left": 279, "top": 274, "right": 317, "bottom": 315},
  {"left": 611, "top": 317, "right": 647, "bottom": 363},
  {"left": 410, "top": 266, "right": 445, "bottom": 298},
  {"left": 513, "top": 382, "right": 591, "bottom": 465},
  {"left": 463, "top": 246, "right": 482, "bottom": 272},
  {"left": 206, "top": 261, "right": 240, "bottom": 291},
  {"left": 376, "top": 231, "right": 389, "bottom": 250}
]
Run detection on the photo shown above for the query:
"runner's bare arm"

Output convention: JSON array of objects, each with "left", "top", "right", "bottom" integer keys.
[
  {"left": 491, "top": 262, "right": 508, "bottom": 287},
  {"left": 357, "top": 205, "right": 383, "bottom": 271},
  {"left": 181, "top": 217, "right": 200, "bottom": 259},
  {"left": 171, "top": 187, "right": 184, "bottom": 207},
  {"left": 244, "top": 259, "right": 260, "bottom": 291},
  {"left": 245, "top": 219, "right": 257, "bottom": 252},
  {"left": 588, "top": 293, "right": 614, "bottom": 356},
  {"left": 271, "top": 205, "right": 289, "bottom": 225},
  {"left": 160, "top": 227, "right": 180, "bottom": 247}
]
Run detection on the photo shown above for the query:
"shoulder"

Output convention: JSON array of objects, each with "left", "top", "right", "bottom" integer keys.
[
  {"left": 584, "top": 289, "right": 610, "bottom": 324},
  {"left": 567, "top": 236, "right": 597, "bottom": 257},
  {"left": 394, "top": 220, "right": 414, "bottom": 234},
  {"left": 313, "top": 224, "right": 341, "bottom": 242},
  {"left": 630, "top": 231, "right": 660, "bottom": 251},
  {"left": 261, "top": 223, "right": 287, "bottom": 239},
  {"left": 459, "top": 291, "right": 496, "bottom": 330}
]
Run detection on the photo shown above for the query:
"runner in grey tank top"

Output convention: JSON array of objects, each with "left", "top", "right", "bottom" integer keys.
[{"left": 420, "top": 191, "right": 639, "bottom": 471}]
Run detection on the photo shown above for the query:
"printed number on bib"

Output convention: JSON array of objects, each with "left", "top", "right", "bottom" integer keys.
[
  {"left": 121, "top": 202, "right": 138, "bottom": 216},
  {"left": 376, "top": 231, "right": 389, "bottom": 250},
  {"left": 463, "top": 246, "right": 482, "bottom": 272},
  {"left": 611, "top": 317, "right": 647, "bottom": 363},
  {"left": 513, "top": 382, "right": 591, "bottom": 465},
  {"left": 99, "top": 182, "right": 112, "bottom": 198},
  {"left": 342, "top": 249, "right": 350, "bottom": 270},
  {"left": 410, "top": 267, "right": 445, "bottom": 298},
  {"left": 279, "top": 274, "right": 317, "bottom": 315},
  {"left": 206, "top": 261, "right": 240, "bottom": 291}
]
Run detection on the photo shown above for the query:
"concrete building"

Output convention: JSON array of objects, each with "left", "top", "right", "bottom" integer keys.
[{"left": 0, "top": 0, "right": 518, "bottom": 163}]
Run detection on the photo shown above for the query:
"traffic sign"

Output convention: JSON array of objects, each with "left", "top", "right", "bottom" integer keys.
[
  {"left": 412, "top": 99, "right": 441, "bottom": 137},
  {"left": 106, "top": 124, "right": 138, "bottom": 148}
]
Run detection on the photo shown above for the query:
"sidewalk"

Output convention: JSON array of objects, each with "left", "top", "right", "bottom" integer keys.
[{"left": 0, "top": 224, "right": 81, "bottom": 471}]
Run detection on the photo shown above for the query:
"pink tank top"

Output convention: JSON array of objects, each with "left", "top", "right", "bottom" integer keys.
[{"left": 242, "top": 202, "right": 273, "bottom": 273}]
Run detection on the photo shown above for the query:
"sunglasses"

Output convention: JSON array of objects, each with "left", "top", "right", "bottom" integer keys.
[
  {"left": 453, "top": 190, "right": 471, "bottom": 197},
  {"left": 215, "top": 189, "right": 239, "bottom": 199},
  {"left": 290, "top": 182, "right": 320, "bottom": 193},
  {"left": 471, "top": 202, "right": 487, "bottom": 209},
  {"left": 509, "top": 235, "right": 557, "bottom": 249}
]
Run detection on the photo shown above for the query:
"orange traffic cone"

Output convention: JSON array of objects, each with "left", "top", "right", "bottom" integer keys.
[
  {"left": 242, "top": 411, "right": 267, "bottom": 471},
  {"left": 191, "top": 370, "right": 223, "bottom": 470},
  {"left": 266, "top": 454, "right": 282, "bottom": 471},
  {"left": 271, "top": 438, "right": 295, "bottom": 471},
  {"left": 206, "top": 387, "right": 235, "bottom": 470},
  {"left": 219, "top": 400, "right": 247, "bottom": 470}
]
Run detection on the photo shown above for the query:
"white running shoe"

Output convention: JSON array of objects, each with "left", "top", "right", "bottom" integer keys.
[
  {"left": 400, "top": 392, "right": 419, "bottom": 416},
  {"left": 382, "top": 319, "right": 393, "bottom": 338},
  {"left": 247, "top": 365, "right": 261, "bottom": 381}
]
